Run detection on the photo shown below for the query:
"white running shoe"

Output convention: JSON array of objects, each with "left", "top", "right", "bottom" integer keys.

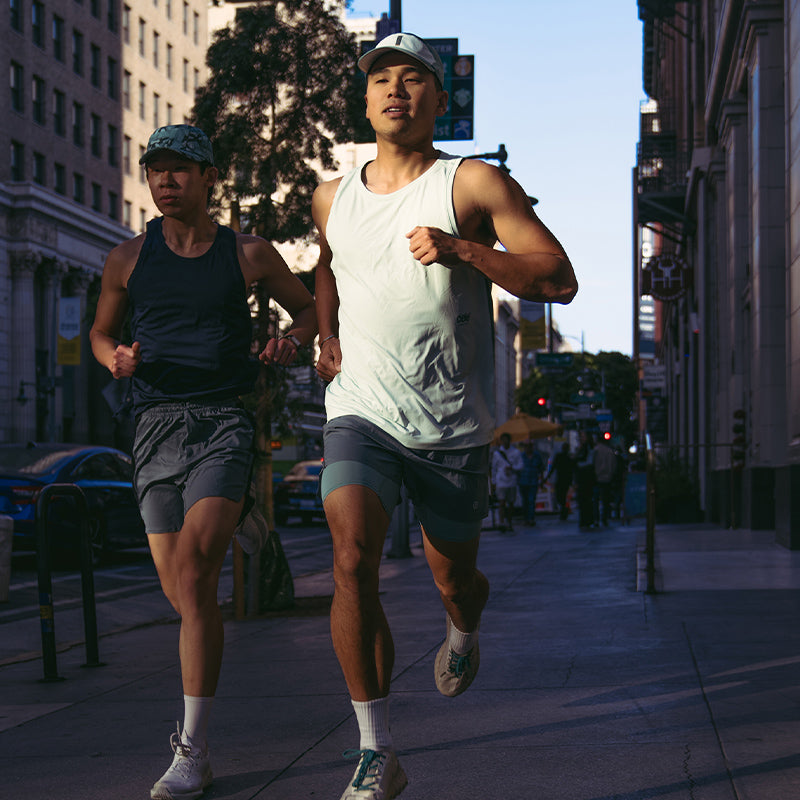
[
  {"left": 150, "top": 724, "right": 213, "bottom": 800},
  {"left": 234, "top": 497, "right": 269, "bottom": 555},
  {"left": 434, "top": 616, "right": 480, "bottom": 697},
  {"left": 339, "top": 748, "right": 408, "bottom": 799}
]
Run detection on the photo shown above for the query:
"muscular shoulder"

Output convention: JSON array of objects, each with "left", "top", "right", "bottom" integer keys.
[
  {"left": 312, "top": 177, "right": 343, "bottom": 236},
  {"left": 453, "top": 159, "right": 534, "bottom": 244},
  {"left": 236, "top": 232, "right": 284, "bottom": 284},
  {"left": 104, "top": 233, "right": 146, "bottom": 287}
]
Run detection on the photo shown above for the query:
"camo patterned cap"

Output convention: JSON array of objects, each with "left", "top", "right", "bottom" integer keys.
[{"left": 139, "top": 124, "right": 214, "bottom": 166}]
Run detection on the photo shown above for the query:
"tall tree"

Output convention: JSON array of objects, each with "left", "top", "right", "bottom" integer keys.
[
  {"left": 194, "top": 0, "right": 361, "bottom": 242},
  {"left": 192, "top": 1, "right": 360, "bottom": 552}
]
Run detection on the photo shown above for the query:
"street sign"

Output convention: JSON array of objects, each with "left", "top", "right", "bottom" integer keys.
[
  {"left": 535, "top": 352, "right": 573, "bottom": 368},
  {"left": 570, "top": 391, "right": 605, "bottom": 405}
]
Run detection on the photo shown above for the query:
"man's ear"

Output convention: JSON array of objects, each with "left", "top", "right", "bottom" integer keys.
[{"left": 436, "top": 89, "right": 449, "bottom": 118}]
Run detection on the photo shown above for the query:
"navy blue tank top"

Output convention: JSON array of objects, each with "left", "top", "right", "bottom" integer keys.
[{"left": 127, "top": 219, "right": 258, "bottom": 412}]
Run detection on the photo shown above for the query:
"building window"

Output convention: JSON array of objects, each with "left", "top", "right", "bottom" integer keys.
[
  {"left": 72, "top": 30, "right": 84, "bottom": 75},
  {"left": 90, "top": 0, "right": 100, "bottom": 19},
  {"left": 139, "top": 145, "right": 146, "bottom": 183},
  {"left": 139, "top": 207, "right": 147, "bottom": 232},
  {"left": 193, "top": 67, "right": 199, "bottom": 92},
  {"left": 90, "top": 44, "right": 101, "bottom": 88},
  {"left": 122, "top": 70, "right": 131, "bottom": 109},
  {"left": 138, "top": 17, "right": 145, "bottom": 57},
  {"left": 166, "top": 42, "right": 172, "bottom": 79},
  {"left": 72, "top": 102, "right": 84, "bottom": 146},
  {"left": 52, "top": 15, "right": 65, "bottom": 60},
  {"left": 123, "top": 200, "right": 132, "bottom": 227},
  {"left": 107, "top": 0, "right": 117, "bottom": 33},
  {"left": 123, "top": 135, "right": 131, "bottom": 174},
  {"left": 53, "top": 89, "right": 66, "bottom": 135},
  {"left": 108, "top": 190, "right": 119, "bottom": 220},
  {"left": 32, "top": 75, "right": 45, "bottom": 123},
  {"left": 192, "top": 10, "right": 198, "bottom": 44},
  {"left": 10, "top": 61, "right": 24, "bottom": 112},
  {"left": 91, "top": 182, "right": 102, "bottom": 212},
  {"left": 73, "top": 172, "right": 85, "bottom": 203},
  {"left": 153, "top": 92, "right": 159, "bottom": 127},
  {"left": 122, "top": 5, "right": 130, "bottom": 43},
  {"left": 182, "top": 58, "right": 188, "bottom": 92},
  {"left": 11, "top": 141, "right": 24, "bottom": 180},
  {"left": 153, "top": 30, "right": 159, "bottom": 68},
  {"left": 10, "top": 0, "right": 22, "bottom": 32},
  {"left": 107, "top": 56, "right": 118, "bottom": 98},
  {"left": 166, "top": 102, "right": 172, "bottom": 125},
  {"left": 33, "top": 152, "right": 46, "bottom": 184},
  {"left": 32, "top": 0, "right": 44, "bottom": 47},
  {"left": 108, "top": 124, "right": 118, "bottom": 166},
  {"left": 182, "top": 1, "right": 187, "bottom": 34},
  {"left": 54, "top": 162, "right": 66, "bottom": 195},
  {"left": 138, "top": 81, "right": 145, "bottom": 120},
  {"left": 165, "top": 0, "right": 171, "bottom": 19},
  {"left": 90, "top": 113, "right": 101, "bottom": 156}
]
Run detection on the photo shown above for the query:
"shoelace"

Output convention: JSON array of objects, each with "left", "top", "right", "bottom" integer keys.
[
  {"left": 167, "top": 724, "right": 201, "bottom": 779},
  {"left": 447, "top": 648, "right": 473, "bottom": 677},
  {"left": 343, "top": 748, "right": 387, "bottom": 789}
]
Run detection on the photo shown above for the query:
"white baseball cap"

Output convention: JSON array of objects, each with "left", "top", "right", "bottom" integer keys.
[{"left": 358, "top": 32, "right": 445, "bottom": 87}]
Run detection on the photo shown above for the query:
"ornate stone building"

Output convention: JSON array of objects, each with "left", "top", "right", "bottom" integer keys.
[{"left": 634, "top": 1, "right": 800, "bottom": 544}]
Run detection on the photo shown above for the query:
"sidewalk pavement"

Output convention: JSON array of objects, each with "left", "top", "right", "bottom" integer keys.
[{"left": 3, "top": 516, "right": 800, "bottom": 800}]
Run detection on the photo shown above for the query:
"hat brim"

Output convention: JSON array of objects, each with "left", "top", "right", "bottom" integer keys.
[
  {"left": 138, "top": 147, "right": 207, "bottom": 166},
  {"left": 357, "top": 47, "right": 440, "bottom": 84}
]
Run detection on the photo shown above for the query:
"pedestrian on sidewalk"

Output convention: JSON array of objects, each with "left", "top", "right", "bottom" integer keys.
[
  {"left": 518, "top": 440, "right": 545, "bottom": 526},
  {"left": 90, "top": 124, "right": 317, "bottom": 800},
  {"left": 544, "top": 441, "right": 574, "bottom": 520},
  {"left": 574, "top": 431, "right": 596, "bottom": 530},
  {"left": 592, "top": 437, "right": 618, "bottom": 526},
  {"left": 491, "top": 433, "right": 524, "bottom": 532},
  {"left": 313, "top": 32, "right": 577, "bottom": 800}
]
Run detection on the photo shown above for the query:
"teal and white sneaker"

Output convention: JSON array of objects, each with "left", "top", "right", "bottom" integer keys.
[
  {"left": 150, "top": 724, "right": 213, "bottom": 800},
  {"left": 339, "top": 748, "right": 408, "bottom": 799},
  {"left": 434, "top": 616, "right": 480, "bottom": 697}
]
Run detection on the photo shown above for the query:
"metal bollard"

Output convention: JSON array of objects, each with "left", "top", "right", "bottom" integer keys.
[
  {"left": 644, "top": 435, "right": 657, "bottom": 594},
  {"left": 35, "top": 484, "right": 103, "bottom": 681}
]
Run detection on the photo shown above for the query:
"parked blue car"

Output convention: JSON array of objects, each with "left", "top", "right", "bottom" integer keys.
[
  {"left": 274, "top": 459, "right": 325, "bottom": 526},
  {"left": 0, "top": 442, "right": 145, "bottom": 565}
]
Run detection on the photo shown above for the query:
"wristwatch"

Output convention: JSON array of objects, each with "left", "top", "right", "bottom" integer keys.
[{"left": 281, "top": 333, "right": 302, "bottom": 349}]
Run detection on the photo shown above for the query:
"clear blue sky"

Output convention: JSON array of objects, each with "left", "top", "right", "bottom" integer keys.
[{"left": 347, "top": 1, "right": 646, "bottom": 355}]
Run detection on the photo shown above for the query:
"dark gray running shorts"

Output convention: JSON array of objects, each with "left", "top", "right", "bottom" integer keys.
[
  {"left": 132, "top": 400, "right": 255, "bottom": 534},
  {"left": 320, "top": 415, "right": 490, "bottom": 542}
]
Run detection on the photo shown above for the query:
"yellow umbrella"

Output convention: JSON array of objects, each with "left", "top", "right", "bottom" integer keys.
[{"left": 493, "top": 412, "right": 563, "bottom": 444}]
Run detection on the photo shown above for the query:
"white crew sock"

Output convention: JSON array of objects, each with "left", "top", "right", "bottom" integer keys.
[
  {"left": 182, "top": 695, "right": 214, "bottom": 751},
  {"left": 351, "top": 697, "right": 392, "bottom": 751},
  {"left": 449, "top": 617, "right": 479, "bottom": 654}
]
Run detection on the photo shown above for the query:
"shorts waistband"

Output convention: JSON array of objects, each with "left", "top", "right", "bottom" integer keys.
[{"left": 136, "top": 396, "right": 245, "bottom": 419}]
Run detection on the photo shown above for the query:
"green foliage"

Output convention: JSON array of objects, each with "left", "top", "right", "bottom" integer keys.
[
  {"left": 193, "top": 0, "right": 362, "bottom": 243},
  {"left": 516, "top": 351, "right": 638, "bottom": 444}
]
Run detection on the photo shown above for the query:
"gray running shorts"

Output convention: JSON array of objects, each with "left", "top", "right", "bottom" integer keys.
[
  {"left": 320, "top": 415, "right": 489, "bottom": 542},
  {"left": 132, "top": 400, "right": 255, "bottom": 534}
]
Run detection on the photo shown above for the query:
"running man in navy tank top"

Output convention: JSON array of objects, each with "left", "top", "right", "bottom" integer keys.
[
  {"left": 312, "top": 34, "right": 577, "bottom": 799},
  {"left": 90, "top": 124, "right": 316, "bottom": 800}
]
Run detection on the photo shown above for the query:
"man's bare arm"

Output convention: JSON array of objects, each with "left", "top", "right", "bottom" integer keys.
[
  {"left": 90, "top": 238, "right": 143, "bottom": 378},
  {"left": 312, "top": 180, "right": 342, "bottom": 383},
  {"left": 238, "top": 235, "right": 317, "bottom": 366},
  {"left": 406, "top": 160, "right": 578, "bottom": 304}
]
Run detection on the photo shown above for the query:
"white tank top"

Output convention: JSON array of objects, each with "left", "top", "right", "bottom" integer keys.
[{"left": 324, "top": 153, "right": 495, "bottom": 449}]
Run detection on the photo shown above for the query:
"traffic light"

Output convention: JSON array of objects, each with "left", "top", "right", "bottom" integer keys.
[
  {"left": 603, "top": 431, "right": 612, "bottom": 441},
  {"left": 537, "top": 396, "right": 546, "bottom": 407},
  {"left": 731, "top": 408, "right": 746, "bottom": 469}
]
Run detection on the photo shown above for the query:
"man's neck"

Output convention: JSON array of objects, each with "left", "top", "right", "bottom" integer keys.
[
  {"left": 161, "top": 213, "right": 217, "bottom": 257},
  {"left": 364, "top": 141, "right": 440, "bottom": 194}
]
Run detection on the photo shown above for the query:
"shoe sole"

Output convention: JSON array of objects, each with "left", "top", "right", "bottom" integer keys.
[{"left": 150, "top": 769, "right": 213, "bottom": 800}]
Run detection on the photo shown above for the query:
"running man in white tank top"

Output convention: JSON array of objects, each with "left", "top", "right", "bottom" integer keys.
[{"left": 313, "top": 32, "right": 577, "bottom": 800}]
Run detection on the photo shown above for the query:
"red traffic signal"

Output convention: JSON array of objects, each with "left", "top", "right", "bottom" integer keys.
[{"left": 537, "top": 397, "right": 546, "bottom": 406}]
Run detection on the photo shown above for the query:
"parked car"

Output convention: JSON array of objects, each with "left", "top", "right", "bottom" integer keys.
[
  {"left": 274, "top": 459, "right": 325, "bottom": 525},
  {"left": 0, "top": 442, "right": 146, "bottom": 565}
]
